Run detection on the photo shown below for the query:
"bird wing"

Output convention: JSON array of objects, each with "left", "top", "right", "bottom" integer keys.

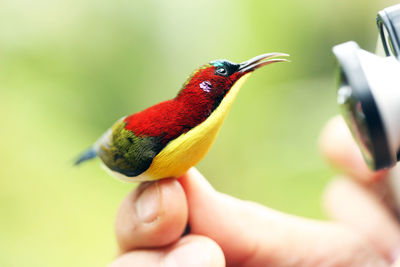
[{"left": 97, "top": 119, "right": 164, "bottom": 177}]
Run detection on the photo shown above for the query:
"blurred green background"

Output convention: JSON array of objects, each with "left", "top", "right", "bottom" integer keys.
[{"left": 0, "top": 0, "right": 398, "bottom": 266}]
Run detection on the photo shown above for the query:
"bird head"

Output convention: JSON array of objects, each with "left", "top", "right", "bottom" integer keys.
[{"left": 176, "top": 53, "right": 289, "bottom": 104}]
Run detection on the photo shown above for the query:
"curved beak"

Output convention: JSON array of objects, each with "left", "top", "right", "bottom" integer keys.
[{"left": 238, "top": 53, "right": 289, "bottom": 73}]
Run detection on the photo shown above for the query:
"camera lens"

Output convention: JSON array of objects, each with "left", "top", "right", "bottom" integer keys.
[{"left": 333, "top": 41, "right": 394, "bottom": 170}]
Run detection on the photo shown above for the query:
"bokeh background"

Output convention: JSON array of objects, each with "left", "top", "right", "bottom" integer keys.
[{"left": 1, "top": 0, "right": 398, "bottom": 266}]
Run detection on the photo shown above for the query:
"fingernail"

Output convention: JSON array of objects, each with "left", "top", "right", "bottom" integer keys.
[{"left": 135, "top": 182, "right": 161, "bottom": 223}]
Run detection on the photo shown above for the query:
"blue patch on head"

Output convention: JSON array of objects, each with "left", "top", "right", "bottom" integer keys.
[
  {"left": 210, "top": 60, "right": 225, "bottom": 67},
  {"left": 210, "top": 59, "right": 239, "bottom": 77}
]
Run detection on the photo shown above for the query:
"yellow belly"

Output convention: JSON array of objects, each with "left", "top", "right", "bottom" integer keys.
[{"left": 129, "top": 73, "right": 251, "bottom": 181}]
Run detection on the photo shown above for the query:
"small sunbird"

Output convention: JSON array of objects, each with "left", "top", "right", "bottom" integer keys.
[{"left": 75, "top": 53, "right": 289, "bottom": 182}]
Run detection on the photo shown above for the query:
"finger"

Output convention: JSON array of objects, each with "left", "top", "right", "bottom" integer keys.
[
  {"left": 319, "top": 116, "right": 388, "bottom": 182},
  {"left": 324, "top": 177, "right": 400, "bottom": 262},
  {"left": 179, "top": 168, "right": 388, "bottom": 266},
  {"left": 115, "top": 178, "right": 188, "bottom": 253},
  {"left": 109, "top": 235, "right": 225, "bottom": 267}
]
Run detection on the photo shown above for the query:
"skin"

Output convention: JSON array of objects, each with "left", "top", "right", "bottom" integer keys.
[{"left": 109, "top": 116, "right": 400, "bottom": 267}]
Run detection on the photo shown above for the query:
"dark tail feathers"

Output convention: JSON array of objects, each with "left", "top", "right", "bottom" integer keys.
[{"left": 74, "top": 147, "right": 97, "bottom": 165}]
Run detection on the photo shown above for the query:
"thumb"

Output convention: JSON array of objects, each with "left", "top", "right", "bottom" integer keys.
[{"left": 179, "top": 168, "right": 388, "bottom": 267}]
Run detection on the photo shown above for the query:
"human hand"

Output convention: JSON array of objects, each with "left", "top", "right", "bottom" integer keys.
[
  {"left": 320, "top": 116, "right": 400, "bottom": 266},
  {"left": 109, "top": 116, "right": 400, "bottom": 267}
]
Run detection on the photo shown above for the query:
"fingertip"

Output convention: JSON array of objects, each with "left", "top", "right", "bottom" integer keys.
[
  {"left": 178, "top": 167, "right": 215, "bottom": 193},
  {"left": 319, "top": 116, "right": 387, "bottom": 182},
  {"left": 115, "top": 178, "right": 188, "bottom": 252},
  {"left": 110, "top": 235, "right": 225, "bottom": 267},
  {"left": 319, "top": 116, "right": 362, "bottom": 171},
  {"left": 109, "top": 250, "right": 163, "bottom": 267},
  {"left": 163, "top": 235, "right": 225, "bottom": 267}
]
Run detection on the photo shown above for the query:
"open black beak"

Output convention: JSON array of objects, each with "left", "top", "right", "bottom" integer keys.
[{"left": 238, "top": 53, "right": 289, "bottom": 72}]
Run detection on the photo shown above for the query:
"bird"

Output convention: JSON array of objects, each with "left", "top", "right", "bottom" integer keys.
[{"left": 75, "top": 53, "right": 289, "bottom": 182}]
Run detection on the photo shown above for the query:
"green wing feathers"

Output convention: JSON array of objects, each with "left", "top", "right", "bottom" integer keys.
[{"left": 97, "top": 120, "right": 163, "bottom": 177}]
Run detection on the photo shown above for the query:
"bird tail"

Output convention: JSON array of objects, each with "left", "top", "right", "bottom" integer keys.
[
  {"left": 74, "top": 147, "right": 98, "bottom": 166},
  {"left": 74, "top": 124, "right": 116, "bottom": 166}
]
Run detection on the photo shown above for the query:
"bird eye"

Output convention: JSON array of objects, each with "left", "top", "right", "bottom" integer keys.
[{"left": 217, "top": 67, "right": 227, "bottom": 75}]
